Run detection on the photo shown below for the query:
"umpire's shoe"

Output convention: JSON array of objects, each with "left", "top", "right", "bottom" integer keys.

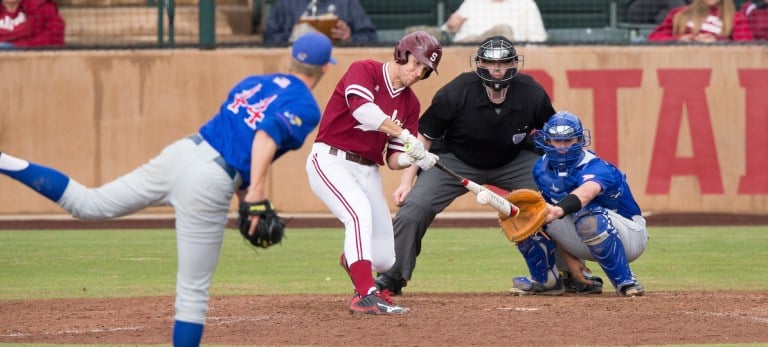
[
  {"left": 375, "top": 273, "right": 407, "bottom": 296},
  {"left": 561, "top": 271, "right": 603, "bottom": 295},
  {"left": 509, "top": 276, "right": 565, "bottom": 296},
  {"left": 349, "top": 290, "right": 409, "bottom": 315}
]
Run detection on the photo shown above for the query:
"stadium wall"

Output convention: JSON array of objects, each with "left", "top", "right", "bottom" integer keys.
[{"left": 1, "top": 46, "right": 767, "bottom": 217}]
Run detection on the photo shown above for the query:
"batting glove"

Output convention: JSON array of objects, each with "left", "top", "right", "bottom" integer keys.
[
  {"left": 414, "top": 152, "right": 439, "bottom": 170},
  {"left": 398, "top": 129, "right": 427, "bottom": 161}
]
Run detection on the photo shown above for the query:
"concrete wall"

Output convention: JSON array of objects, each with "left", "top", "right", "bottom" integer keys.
[{"left": 1, "top": 45, "right": 767, "bottom": 216}]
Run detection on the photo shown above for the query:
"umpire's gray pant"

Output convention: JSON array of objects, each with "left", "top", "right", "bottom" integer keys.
[{"left": 389, "top": 150, "right": 540, "bottom": 281}]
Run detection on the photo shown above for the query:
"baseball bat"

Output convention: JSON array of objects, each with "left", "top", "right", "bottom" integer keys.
[{"left": 433, "top": 162, "right": 519, "bottom": 217}]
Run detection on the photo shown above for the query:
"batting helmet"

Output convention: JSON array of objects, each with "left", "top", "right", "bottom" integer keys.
[
  {"left": 394, "top": 31, "right": 442, "bottom": 79},
  {"left": 534, "top": 111, "right": 592, "bottom": 171},
  {"left": 471, "top": 36, "right": 524, "bottom": 91}
]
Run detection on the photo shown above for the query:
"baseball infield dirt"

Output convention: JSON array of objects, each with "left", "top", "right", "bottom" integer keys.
[
  {"left": 2, "top": 291, "right": 768, "bottom": 346},
  {"left": 2, "top": 213, "right": 767, "bottom": 346}
]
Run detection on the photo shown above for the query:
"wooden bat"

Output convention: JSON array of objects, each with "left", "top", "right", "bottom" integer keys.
[{"left": 433, "top": 162, "right": 519, "bottom": 217}]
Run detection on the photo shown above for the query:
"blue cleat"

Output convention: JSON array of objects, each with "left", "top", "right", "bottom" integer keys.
[
  {"left": 619, "top": 282, "right": 645, "bottom": 297},
  {"left": 509, "top": 276, "right": 564, "bottom": 296}
]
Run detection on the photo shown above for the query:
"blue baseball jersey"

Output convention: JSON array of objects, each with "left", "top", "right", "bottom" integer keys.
[
  {"left": 533, "top": 150, "right": 642, "bottom": 219},
  {"left": 199, "top": 73, "right": 321, "bottom": 187}
]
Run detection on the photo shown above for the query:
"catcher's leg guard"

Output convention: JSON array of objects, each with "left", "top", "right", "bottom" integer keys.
[
  {"left": 514, "top": 234, "right": 559, "bottom": 288},
  {"left": 574, "top": 208, "right": 638, "bottom": 293}
]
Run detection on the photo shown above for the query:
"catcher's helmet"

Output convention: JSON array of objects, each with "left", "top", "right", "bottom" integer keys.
[
  {"left": 394, "top": 31, "right": 442, "bottom": 79},
  {"left": 471, "top": 36, "right": 523, "bottom": 91},
  {"left": 534, "top": 111, "right": 592, "bottom": 171}
]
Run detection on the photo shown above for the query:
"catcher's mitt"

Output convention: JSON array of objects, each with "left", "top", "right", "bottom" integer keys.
[
  {"left": 498, "top": 189, "right": 548, "bottom": 243},
  {"left": 238, "top": 199, "right": 285, "bottom": 249}
]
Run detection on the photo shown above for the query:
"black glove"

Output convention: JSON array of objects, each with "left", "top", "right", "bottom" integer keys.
[{"left": 238, "top": 199, "right": 285, "bottom": 249}]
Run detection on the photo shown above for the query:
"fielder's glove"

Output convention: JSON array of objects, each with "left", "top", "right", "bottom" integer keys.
[
  {"left": 498, "top": 189, "right": 548, "bottom": 243},
  {"left": 238, "top": 199, "right": 285, "bottom": 249}
]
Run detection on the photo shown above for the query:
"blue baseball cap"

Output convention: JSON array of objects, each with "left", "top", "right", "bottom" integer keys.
[{"left": 291, "top": 32, "right": 337, "bottom": 65}]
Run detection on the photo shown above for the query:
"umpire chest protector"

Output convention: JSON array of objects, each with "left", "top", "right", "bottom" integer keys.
[{"left": 420, "top": 72, "right": 554, "bottom": 169}]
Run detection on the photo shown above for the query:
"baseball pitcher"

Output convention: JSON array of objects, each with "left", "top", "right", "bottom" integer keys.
[{"left": 0, "top": 32, "right": 335, "bottom": 346}]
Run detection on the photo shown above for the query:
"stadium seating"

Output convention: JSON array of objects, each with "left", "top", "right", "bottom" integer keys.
[
  {"left": 59, "top": 0, "right": 253, "bottom": 45},
  {"left": 359, "top": 0, "right": 440, "bottom": 42},
  {"left": 536, "top": 0, "right": 612, "bottom": 29}
]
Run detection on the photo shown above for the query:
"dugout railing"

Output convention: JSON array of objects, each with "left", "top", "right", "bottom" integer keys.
[{"left": 11, "top": 0, "right": 766, "bottom": 50}]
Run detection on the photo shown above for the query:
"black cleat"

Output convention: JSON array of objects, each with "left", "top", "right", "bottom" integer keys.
[
  {"left": 562, "top": 271, "right": 603, "bottom": 295},
  {"left": 375, "top": 273, "right": 407, "bottom": 296}
]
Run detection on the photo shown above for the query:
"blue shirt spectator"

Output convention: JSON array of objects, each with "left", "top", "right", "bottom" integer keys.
[{"left": 264, "top": 0, "right": 378, "bottom": 44}]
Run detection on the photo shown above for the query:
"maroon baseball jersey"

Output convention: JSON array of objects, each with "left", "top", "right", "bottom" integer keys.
[{"left": 315, "top": 60, "right": 421, "bottom": 166}]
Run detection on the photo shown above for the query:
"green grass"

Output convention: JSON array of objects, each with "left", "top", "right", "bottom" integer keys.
[{"left": 1, "top": 226, "right": 767, "bottom": 300}]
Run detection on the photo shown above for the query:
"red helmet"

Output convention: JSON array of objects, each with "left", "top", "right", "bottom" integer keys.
[{"left": 393, "top": 31, "right": 442, "bottom": 79}]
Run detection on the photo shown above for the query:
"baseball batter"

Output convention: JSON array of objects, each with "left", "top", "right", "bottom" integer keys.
[
  {"left": 0, "top": 32, "right": 335, "bottom": 346},
  {"left": 305, "top": 31, "right": 441, "bottom": 315},
  {"left": 512, "top": 111, "right": 648, "bottom": 296}
]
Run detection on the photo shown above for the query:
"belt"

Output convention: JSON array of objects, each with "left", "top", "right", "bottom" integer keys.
[
  {"left": 187, "top": 134, "right": 237, "bottom": 180},
  {"left": 328, "top": 146, "right": 376, "bottom": 166}
]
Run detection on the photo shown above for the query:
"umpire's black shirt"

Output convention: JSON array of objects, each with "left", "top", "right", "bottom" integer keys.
[{"left": 420, "top": 72, "right": 555, "bottom": 169}]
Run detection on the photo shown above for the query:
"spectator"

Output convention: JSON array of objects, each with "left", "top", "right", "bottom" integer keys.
[
  {"left": 740, "top": 0, "right": 768, "bottom": 40},
  {"left": 647, "top": 0, "right": 753, "bottom": 42},
  {"left": 441, "top": 0, "right": 547, "bottom": 43},
  {"left": 625, "top": 0, "right": 689, "bottom": 24},
  {"left": 264, "top": 0, "right": 377, "bottom": 44},
  {"left": 0, "top": 0, "right": 64, "bottom": 48}
]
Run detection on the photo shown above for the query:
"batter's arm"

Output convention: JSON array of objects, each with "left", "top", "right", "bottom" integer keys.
[{"left": 392, "top": 134, "right": 432, "bottom": 205}]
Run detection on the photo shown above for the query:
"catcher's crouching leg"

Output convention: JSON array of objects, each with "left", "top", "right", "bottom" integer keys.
[
  {"left": 510, "top": 233, "right": 563, "bottom": 295},
  {"left": 575, "top": 208, "right": 643, "bottom": 296}
]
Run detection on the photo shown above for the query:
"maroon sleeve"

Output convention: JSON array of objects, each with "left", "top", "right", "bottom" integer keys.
[
  {"left": 340, "top": 61, "right": 378, "bottom": 113},
  {"left": 14, "top": 1, "right": 64, "bottom": 47},
  {"left": 647, "top": 8, "right": 680, "bottom": 42},
  {"left": 731, "top": 12, "right": 754, "bottom": 41}
]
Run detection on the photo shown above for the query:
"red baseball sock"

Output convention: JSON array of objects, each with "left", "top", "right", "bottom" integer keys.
[{"left": 348, "top": 260, "right": 376, "bottom": 296}]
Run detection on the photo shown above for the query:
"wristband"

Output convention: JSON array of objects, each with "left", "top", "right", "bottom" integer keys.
[{"left": 555, "top": 194, "right": 582, "bottom": 217}]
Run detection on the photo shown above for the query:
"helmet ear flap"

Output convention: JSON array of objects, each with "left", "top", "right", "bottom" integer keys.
[{"left": 394, "top": 45, "right": 407, "bottom": 65}]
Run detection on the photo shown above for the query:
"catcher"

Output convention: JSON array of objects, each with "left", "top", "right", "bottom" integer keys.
[{"left": 503, "top": 111, "right": 648, "bottom": 297}]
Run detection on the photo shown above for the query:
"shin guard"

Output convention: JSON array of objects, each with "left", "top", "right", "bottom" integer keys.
[
  {"left": 578, "top": 212, "right": 636, "bottom": 291},
  {"left": 516, "top": 234, "right": 558, "bottom": 287}
]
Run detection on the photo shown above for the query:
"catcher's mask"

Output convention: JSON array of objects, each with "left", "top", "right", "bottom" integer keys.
[
  {"left": 534, "top": 111, "right": 592, "bottom": 171},
  {"left": 394, "top": 31, "right": 443, "bottom": 79},
  {"left": 471, "top": 36, "right": 523, "bottom": 92}
]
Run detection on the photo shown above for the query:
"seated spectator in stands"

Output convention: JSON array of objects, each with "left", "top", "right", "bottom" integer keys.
[
  {"left": 441, "top": 0, "right": 547, "bottom": 43},
  {"left": 740, "top": 0, "right": 768, "bottom": 40},
  {"left": 647, "top": 0, "right": 753, "bottom": 42},
  {"left": 264, "top": 0, "right": 377, "bottom": 44},
  {"left": 0, "top": 0, "right": 64, "bottom": 48},
  {"left": 626, "top": 0, "right": 689, "bottom": 24}
]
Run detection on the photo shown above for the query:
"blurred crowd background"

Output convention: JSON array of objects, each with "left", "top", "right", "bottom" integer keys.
[{"left": 1, "top": 0, "right": 765, "bottom": 49}]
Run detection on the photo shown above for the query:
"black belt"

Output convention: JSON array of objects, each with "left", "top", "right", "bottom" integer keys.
[
  {"left": 187, "top": 134, "right": 237, "bottom": 180},
  {"left": 328, "top": 146, "right": 375, "bottom": 166}
]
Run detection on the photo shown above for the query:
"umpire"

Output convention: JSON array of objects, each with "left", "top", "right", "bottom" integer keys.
[{"left": 377, "top": 36, "right": 562, "bottom": 295}]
